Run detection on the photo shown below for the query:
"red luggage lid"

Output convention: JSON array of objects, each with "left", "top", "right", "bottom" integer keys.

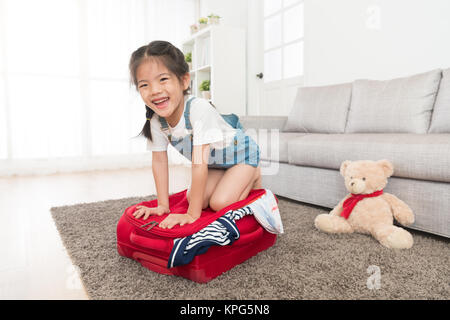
[{"left": 124, "top": 188, "right": 271, "bottom": 238}]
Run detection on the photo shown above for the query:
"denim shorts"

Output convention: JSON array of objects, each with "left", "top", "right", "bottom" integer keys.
[
  {"left": 157, "top": 96, "right": 260, "bottom": 169},
  {"left": 167, "top": 129, "right": 260, "bottom": 169}
]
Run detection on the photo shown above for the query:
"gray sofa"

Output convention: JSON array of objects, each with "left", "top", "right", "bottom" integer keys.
[{"left": 241, "top": 68, "right": 450, "bottom": 238}]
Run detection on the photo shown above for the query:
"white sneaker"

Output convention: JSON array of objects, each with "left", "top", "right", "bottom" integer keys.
[{"left": 247, "top": 189, "right": 284, "bottom": 234}]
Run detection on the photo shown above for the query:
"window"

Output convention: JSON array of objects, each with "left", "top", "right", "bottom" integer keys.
[
  {"left": 4, "top": 0, "right": 83, "bottom": 159},
  {"left": 0, "top": 0, "right": 195, "bottom": 173},
  {"left": 263, "top": 0, "right": 304, "bottom": 83}
]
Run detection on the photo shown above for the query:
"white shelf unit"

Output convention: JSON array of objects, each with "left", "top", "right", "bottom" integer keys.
[{"left": 182, "top": 25, "right": 246, "bottom": 116}]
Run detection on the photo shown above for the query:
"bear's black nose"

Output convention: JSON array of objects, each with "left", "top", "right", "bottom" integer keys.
[{"left": 351, "top": 182, "right": 354, "bottom": 186}]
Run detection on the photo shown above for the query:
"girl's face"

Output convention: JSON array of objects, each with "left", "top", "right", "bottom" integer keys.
[{"left": 136, "top": 58, "right": 190, "bottom": 125}]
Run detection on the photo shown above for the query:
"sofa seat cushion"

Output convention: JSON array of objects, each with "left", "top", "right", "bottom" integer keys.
[
  {"left": 258, "top": 132, "right": 307, "bottom": 163},
  {"left": 346, "top": 69, "right": 442, "bottom": 133},
  {"left": 287, "top": 134, "right": 450, "bottom": 183}
]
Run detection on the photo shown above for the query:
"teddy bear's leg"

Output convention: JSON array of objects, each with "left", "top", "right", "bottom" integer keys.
[
  {"left": 314, "top": 214, "right": 353, "bottom": 234},
  {"left": 372, "top": 224, "right": 414, "bottom": 249}
]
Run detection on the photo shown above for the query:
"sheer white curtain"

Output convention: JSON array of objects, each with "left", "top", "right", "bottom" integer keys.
[{"left": 0, "top": 0, "right": 195, "bottom": 176}]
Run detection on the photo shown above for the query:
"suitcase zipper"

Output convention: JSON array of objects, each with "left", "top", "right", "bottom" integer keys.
[
  {"left": 125, "top": 215, "right": 184, "bottom": 237},
  {"left": 126, "top": 214, "right": 209, "bottom": 238},
  {"left": 140, "top": 221, "right": 159, "bottom": 231},
  {"left": 125, "top": 189, "right": 270, "bottom": 238}
]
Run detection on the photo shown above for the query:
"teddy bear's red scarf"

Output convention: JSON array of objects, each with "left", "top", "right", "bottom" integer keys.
[{"left": 341, "top": 190, "right": 384, "bottom": 219}]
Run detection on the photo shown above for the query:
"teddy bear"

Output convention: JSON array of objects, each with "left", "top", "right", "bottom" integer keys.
[{"left": 314, "top": 159, "right": 415, "bottom": 249}]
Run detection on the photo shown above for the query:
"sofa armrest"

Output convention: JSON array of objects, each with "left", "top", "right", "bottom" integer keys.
[{"left": 239, "top": 115, "right": 288, "bottom": 131}]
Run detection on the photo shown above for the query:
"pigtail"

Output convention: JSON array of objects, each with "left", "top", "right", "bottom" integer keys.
[
  {"left": 136, "top": 105, "right": 154, "bottom": 141},
  {"left": 144, "top": 105, "right": 154, "bottom": 140}
]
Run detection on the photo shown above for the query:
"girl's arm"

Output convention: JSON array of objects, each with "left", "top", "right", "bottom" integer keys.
[
  {"left": 159, "top": 144, "right": 210, "bottom": 229},
  {"left": 186, "top": 144, "right": 210, "bottom": 219},
  {"left": 152, "top": 150, "right": 170, "bottom": 209},
  {"left": 133, "top": 150, "right": 170, "bottom": 220}
]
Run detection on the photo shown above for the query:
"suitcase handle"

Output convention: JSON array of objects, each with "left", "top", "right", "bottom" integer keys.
[
  {"left": 234, "top": 226, "right": 264, "bottom": 246},
  {"left": 130, "top": 231, "right": 172, "bottom": 254}
]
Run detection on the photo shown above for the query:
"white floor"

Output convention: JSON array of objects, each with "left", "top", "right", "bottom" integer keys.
[{"left": 0, "top": 165, "right": 191, "bottom": 299}]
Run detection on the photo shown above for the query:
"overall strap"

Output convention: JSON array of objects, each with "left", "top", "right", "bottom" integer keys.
[
  {"left": 184, "top": 96, "right": 196, "bottom": 130},
  {"left": 157, "top": 96, "right": 196, "bottom": 131},
  {"left": 158, "top": 116, "right": 170, "bottom": 131}
]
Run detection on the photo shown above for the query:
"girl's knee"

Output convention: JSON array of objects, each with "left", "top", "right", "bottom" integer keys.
[
  {"left": 253, "top": 167, "right": 262, "bottom": 188},
  {"left": 209, "top": 195, "right": 229, "bottom": 212}
]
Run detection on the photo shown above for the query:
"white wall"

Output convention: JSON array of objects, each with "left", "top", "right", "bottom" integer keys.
[
  {"left": 198, "top": 0, "right": 450, "bottom": 115},
  {"left": 304, "top": 0, "right": 450, "bottom": 86},
  {"left": 199, "top": 0, "right": 248, "bottom": 30},
  {"left": 198, "top": 0, "right": 250, "bottom": 114}
]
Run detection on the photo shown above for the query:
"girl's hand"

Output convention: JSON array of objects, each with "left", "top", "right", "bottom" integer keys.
[
  {"left": 133, "top": 204, "right": 170, "bottom": 220},
  {"left": 159, "top": 213, "right": 197, "bottom": 229}
]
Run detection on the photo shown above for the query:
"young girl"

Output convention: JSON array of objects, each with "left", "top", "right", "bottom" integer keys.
[{"left": 130, "top": 40, "right": 262, "bottom": 229}]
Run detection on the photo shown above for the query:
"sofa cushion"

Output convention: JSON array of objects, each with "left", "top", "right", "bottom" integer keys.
[
  {"left": 345, "top": 69, "right": 442, "bottom": 134},
  {"left": 429, "top": 68, "right": 450, "bottom": 133},
  {"left": 287, "top": 133, "right": 450, "bottom": 183},
  {"left": 240, "top": 115, "right": 288, "bottom": 131},
  {"left": 283, "top": 83, "right": 352, "bottom": 133},
  {"left": 240, "top": 116, "right": 303, "bottom": 164},
  {"left": 258, "top": 132, "right": 306, "bottom": 163}
]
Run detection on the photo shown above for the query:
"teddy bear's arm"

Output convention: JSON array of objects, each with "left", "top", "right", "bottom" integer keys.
[
  {"left": 381, "top": 193, "right": 415, "bottom": 226},
  {"left": 330, "top": 194, "right": 351, "bottom": 216}
]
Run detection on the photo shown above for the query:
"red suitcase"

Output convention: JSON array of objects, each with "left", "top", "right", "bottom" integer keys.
[{"left": 116, "top": 188, "right": 277, "bottom": 283}]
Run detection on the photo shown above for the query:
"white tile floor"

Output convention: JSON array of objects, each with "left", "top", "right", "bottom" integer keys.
[{"left": 0, "top": 165, "right": 191, "bottom": 299}]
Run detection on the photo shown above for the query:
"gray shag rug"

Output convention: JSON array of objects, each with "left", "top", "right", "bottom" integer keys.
[{"left": 50, "top": 193, "right": 450, "bottom": 300}]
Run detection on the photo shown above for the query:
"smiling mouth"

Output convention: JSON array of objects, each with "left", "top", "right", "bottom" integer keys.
[{"left": 152, "top": 97, "right": 170, "bottom": 109}]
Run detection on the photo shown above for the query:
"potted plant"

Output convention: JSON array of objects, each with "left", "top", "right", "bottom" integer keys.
[
  {"left": 198, "top": 17, "right": 208, "bottom": 29},
  {"left": 207, "top": 13, "right": 221, "bottom": 25},
  {"left": 185, "top": 52, "right": 192, "bottom": 70},
  {"left": 199, "top": 80, "right": 211, "bottom": 100},
  {"left": 190, "top": 24, "right": 198, "bottom": 34}
]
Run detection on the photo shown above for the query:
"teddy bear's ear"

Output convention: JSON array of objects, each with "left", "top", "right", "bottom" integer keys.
[
  {"left": 340, "top": 160, "right": 352, "bottom": 177},
  {"left": 377, "top": 159, "right": 394, "bottom": 177}
]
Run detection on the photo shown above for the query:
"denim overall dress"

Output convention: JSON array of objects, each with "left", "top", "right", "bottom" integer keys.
[{"left": 158, "top": 97, "right": 260, "bottom": 169}]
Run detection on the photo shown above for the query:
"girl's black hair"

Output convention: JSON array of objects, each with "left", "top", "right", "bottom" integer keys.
[{"left": 129, "top": 40, "right": 190, "bottom": 142}]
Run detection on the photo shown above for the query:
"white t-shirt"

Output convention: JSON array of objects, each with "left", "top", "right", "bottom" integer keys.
[{"left": 146, "top": 95, "right": 237, "bottom": 152}]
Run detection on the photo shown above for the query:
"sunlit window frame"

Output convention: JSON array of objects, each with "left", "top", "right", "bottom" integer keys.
[{"left": 263, "top": 0, "right": 304, "bottom": 83}]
